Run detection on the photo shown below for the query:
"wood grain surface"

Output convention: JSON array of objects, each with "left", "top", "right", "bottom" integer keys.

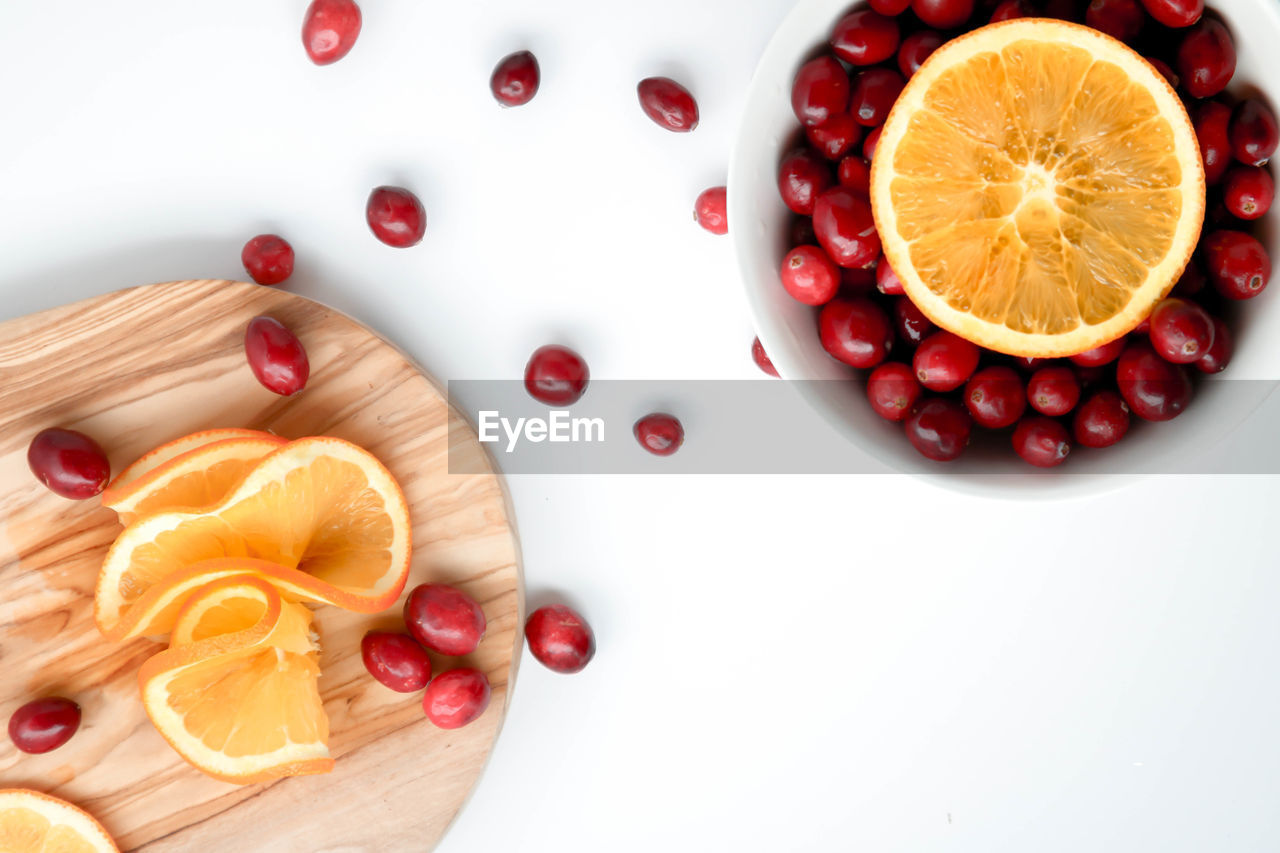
[{"left": 0, "top": 280, "right": 524, "bottom": 852}]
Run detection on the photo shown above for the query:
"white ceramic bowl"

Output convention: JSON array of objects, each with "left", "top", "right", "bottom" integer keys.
[{"left": 730, "top": 0, "right": 1280, "bottom": 497}]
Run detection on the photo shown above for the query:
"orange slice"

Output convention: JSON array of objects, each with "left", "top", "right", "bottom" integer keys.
[
  {"left": 102, "top": 428, "right": 280, "bottom": 500},
  {"left": 870, "top": 19, "right": 1205, "bottom": 357},
  {"left": 138, "top": 574, "right": 332, "bottom": 784},
  {"left": 0, "top": 789, "right": 118, "bottom": 853},
  {"left": 102, "top": 433, "right": 288, "bottom": 525},
  {"left": 95, "top": 436, "right": 411, "bottom": 637}
]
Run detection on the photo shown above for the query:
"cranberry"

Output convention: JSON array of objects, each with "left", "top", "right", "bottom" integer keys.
[
  {"left": 892, "top": 296, "right": 936, "bottom": 346},
  {"left": 876, "top": 258, "right": 904, "bottom": 295},
  {"left": 791, "top": 56, "right": 850, "bottom": 128},
  {"left": 863, "top": 125, "right": 883, "bottom": 161},
  {"left": 27, "top": 428, "right": 110, "bottom": 500},
  {"left": 1230, "top": 99, "right": 1279, "bottom": 167},
  {"left": 1133, "top": 318, "right": 1151, "bottom": 335},
  {"left": 866, "top": 362, "right": 922, "bottom": 422},
  {"left": 1204, "top": 229, "right": 1271, "bottom": 299},
  {"left": 8, "top": 697, "right": 80, "bottom": 754},
  {"left": 778, "top": 149, "right": 833, "bottom": 215},
  {"left": 913, "top": 331, "right": 980, "bottom": 392},
  {"left": 1013, "top": 417, "right": 1072, "bottom": 467},
  {"left": 964, "top": 366, "right": 1026, "bottom": 428},
  {"left": 1176, "top": 19, "right": 1236, "bottom": 99},
  {"left": 780, "top": 245, "right": 840, "bottom": 305},
  {"left": 1073, "top": 363, "right": 1109, "bottom": 389},
  {"left": 634, "top": 413, "right": 684, "bottom": 456},
  {"left": 1068, "top": 337, "right": 1125, "bottom": 367},
  {"left": 806, "top": 114, "right": 862, "bottom": 160},
  {"left": 1222, "top": 166, "right": 1274, "bottom": 219},
  {"left": 1085, "top": 0, "right": 1145, "bottom": 42},
  {"left": 898, "top": 31, "right": 944, "bottom": 78},
  {"left": 912, "top": 0, "right": 975, "bottom": 28},
  {"left": 637, "top": 77, "right": 699, "bottom": 132},
  {"left": 361, "top": 632, "right": 432, "bottom": 693},
  {"left": 905, "top": 398, "right": 972, "bottom": 462},
  {"left": 241, "top": 234, "right": 294, "bottom": 286},
  {"left": 526, "top": 604, "right": 596, "bottom": 673},
  {"left": 841, "top": 267, "right": 877, "bottom": 295},
  {"left": 423, "top": 668, "right": 491, "bottom": 729},
  {"left": 524, "top": 345, "right": 589, "bottom": 405},
  {"left": 871, "top": 0, "right": 913, "bottom": 15},
  {"left": 1027, "top": 366, "right": 1081, "bottom": 416},
  {"left": 830, "top": 10, "right": 900, "bottom": 66},
  {"left": 752, "top": 337, "right": 780, "bottom": 377},
  {"left": 1073, "top": 391, "right": 1131, "bottom": 447},
  {"left": 1196, "top": 316, "right": 1233, "bottom": 373},
  {"left": 990, "top": 0, "right": 1033, "bottom": 21},
  {"left": 1146, "top": 57, "right": 1179, "bottom": 89},
  {"left": 244, "top": 316, "right": 309, "bottom": 396},
  {"left": 1014, "top": 356, "right": 1051, "bottom": 372},
  {"left": 836, "top": 156, "right": 871, "bottom": 195},
  {"left": 301, "top": 0, "right": 361, "bottom": 66},
  {"left": 849, "top": 69, "right": 905, "bottom": 129},
  {"left": 1043, "top": 0, "right": 1082, "bottom": 21},
  {"left": 1148, "top": 298, "right": 1214, "bottom": 363},
  {"left": 818, "top": 297, "right": 894, "bottom": 369},
  {"left": 1138, "top": 0, "right": 1202, "bottom": 27},
  {"left": 789, "top": 215, "right": 818, "bottom": 247},
  {"left": 1116, "top": 339, "right": 1193, "bottom": 420},
  {"left": 404, "top": 583, "right": 487, "bottom": 657},
  {"left": 366, "top": 185, "right": 426, "bottom": 248},
  {"left": 813, "top": 187, "right": 881, "bottom": 268},
  {"left": 1194, "top": 101, "right": 1234, "bottom": 184},
  {"left": 1172, "top": 262, "right": 1207, "bottom": 297},
  {"left": 490, "top": 50, "right": 540, "bottom": 107},
  {"left": 694, "top": 186, "right": 728, "bottom": 234}
]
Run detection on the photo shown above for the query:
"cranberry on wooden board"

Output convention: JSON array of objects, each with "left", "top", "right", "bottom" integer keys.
[
  {"left": 849, "top": 68, "right": 905, "bottom": 128},
  {"left": 404, "top": 583, "right": 487, "bottom": 657},
  {"left": 1013, "top": 417, "right": 1072, "bottom": 468},
  {"left": 1196, "top": 316, "right": 1233, "bottom": 373},
  {"left": 837, "top": 156, "right": 871, "bottom": 195},
  {"left": 898, "top": 31, "right": 944, "bottom": 78},
  {"left": 1230, "top": 99, "right": 1279, "bottom": 166},
  {"left": 366, "top": 186, "right": 427, "bottom": 248},
  {"left": 693, "top": 186, "right": 728, "bottom": 234},
  {"left": 781, "top": 245, "right": 841, "bottom": 305},
  {"left": 634, "top": 413, "right": 684, "bottom": 456},
  {"left": 778, "top": 149, "right": 833, "bottom": 215},
  {"left": 241, "top": 235, "right": 294, "bottom": 286},
  {"left": 1073, "top": 391, "right": 1131, "bottom": 447},
  {"left": 1176, "top": 18, "right": 1236, "bottom": 99},
  {"left": 818, "top": 297, "right": 894, "bottom": 369},
  {"left": 1116, "top": 339, "right": 1194, "bottom": 420},
  {"left": 752, "top": 337, "right": 780, "bottom": 377},
  {"left": 8, "top": 697, "right": 80, "bottom": 754},
  {"left": 27, "top": 428, "right": 110, "bottom": 500},
  {"left": 361, "top": 632, "right": 432, "bottom": 693},
  {"left": 490, "top": 51, "right": 540, "bottom": 107},
  {"left": 912, "top": 0, "right": 975, "bottom": 29},
  {"left": 1222, "top": 166, "right": 1274, "bottom": 219},
  {"left": 1148, "top": 298, "right": 1214, "bottom": 363},
  {"left": 1194, "top": 101, "right": 1234, "bottom": 184},
  {"left": 302, "top": 0, "right": 361, "bottom": 66},
  {"left": 1069, "top": 337, "right": 1126, "bottom": 367},
  {"left": 244, "top": 316, "right": 309, "bottom": 396},
  {"left": 806, "top": 114, "right": 862, "bottom": 160},
  {"left": 525, "top": 604, "right": 596, "bottom": 673},
  {"left": 423, "top": 669, "right": 491, "bottom": 729},
  {"left": 867, "top": 362, "right": 922, "bottom": 422},
  {"left": 637, "top": 77, "right": 699, "bottom": 132},
  {"left": 830, "top": 10, "right": 901, "bottom": 66},
  {"left": 964, "top": 366, "right": 1026, "bottom": 429},
  {"left": 913, "top": 331, "right": 980, "bottom": 392},
  {"left": 1085, "top": 0, "right": 1145, "bottom": 43},
  {"left": 1027, "top": 366, "right": 1081, "bottom": 416},
  {"left": 791, "top": 56, "right": 850, "bottom": 127},
  {"left": 1203, "top": 229, "right": 1271, "bottom": 299},
  {"left": 525, "top": 345, "right": 589, "bottom": 405},
  {"left": 1138, "top": 0, "right": 1202, "bottom": 27},
  {"left": 905, "top": 398, "right": 972, "bottom": 462},
  {"left": 812, "top": 187, "right": 881, "bottom": 268},
  {"left": 892, "top": 296, "right": 936, "bottom": 346}
]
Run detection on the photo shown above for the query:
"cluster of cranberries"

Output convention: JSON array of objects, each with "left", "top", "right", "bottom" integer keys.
[{"left": 761, "top": 0, "right": 1275, "bottom": 466}]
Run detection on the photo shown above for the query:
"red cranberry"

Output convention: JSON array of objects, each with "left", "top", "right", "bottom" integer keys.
[
  {"left": 1085, "top": 0, "right": 1145, "bottom": 42},
  {"left": 752, "top": 337, "right": 780, "bottom": 377},
  {"left": 818, "top": 297, "right": 894, "bottom": 369},
  {"left": 1176, "top": 19, "right": 1236, "bottom": 99},
  {"left": 1116, "top": 339, "right": 1193, "bottom": 420},
  {"left": 781, "top": 245, "right": 841, "bottom": 305},
  {"left": 694, "top": 186, "right": 728, "bottom": 234},
  {"left": 637, "top": 77, "right": 699, "bottom": 132},
  {"left": 813, "top": 187, "right": 881, "bottom": 268},
  {"left": 1222, "top": 166, "right": 1274, "bottom": 219},
  {"left": 491, "top": 50, "right": 540, "bottom": 107},
  {"left": 867, "top": 362, "right": 922, "bottom": 422},
  {"left": 1027, "top": 366, "right": 1081, "bottom": 416},
  {"left": 404, "top": 583, "right": 487, "bottom": 657},
  {"left": 905, "top": 398, "right": 972, "bottom": 462},
  {"left": 301, "top": 0, "right": 361, "bottom": 66},
  {"left": 871, "top": 0, "right": 912, "bottom": 13},
  {"left": 526, "top": 604, "right": 596, "bottom": 673},
  {"left": 1194, "top": 101, "right": 1234, "bottom": 184},
  {"left": 990, "top": 0, "right": 1033, "bottom": 21},
  {"left": 1148, "top": 298, "right": 1214, "bottom": 363},
  {"left": 913, "top": 331, "right": 980, "bottom": 392},
  {"left": 912, "top": 0, "right": 975, "bottom": 28},
  {"left": 791, "top": 56, "right": 850, "bottom": 127},
  {"left": 876, "top": 258, "right": 904, "bottom": 295},
  {"left": 1073, "top": 391, "right": 1131, "bottom": 447},
  {"left": 836, "top": 156, "right": 872, "bottom": 195},
  {"left": 863, "top": 125, "right": 883, "bottom": 161},
  {"left": 789, "top": 215, "right": 818, "bottom": 246},
  {"left": 366, "top": 185, "right": 427, "bottom": 248},
  {"left": 1146, "top": 56, "right": 1179, "bottom": 89},
  {"left": 1068, "top": 337, "right": 1125, "bottom": 367},
  {"left": 1230, "top": 99, "right": 1279, "bottom": 166},
  {"left": 241, "top": 234, "right": 294, "bottom": 286},
  {"left": 898, "top": 31, "right": 944, "bottom": 78},
  {"left": 806, "top": 114, "right": 862, "bottom": 160},
  {"left": 1138, "top": 0, "right": 1202, "bottom": 27},
  {"left": 849, "top": 69, "right": 905, "bottom": 128},
  {"left": 423, "top": 668, "right": 491, "bottom": 729},
  {"left": 525, "top": 345, "right": 589, "bottom": 405},
  {"left": 892, "top": 296, "right": 936, "bottom": 346},
  {"left": 244, "top": 316, "right": 309, "bottom": 396},
  {"left": 841, "top": 267, "right": 877, "bottom": 295},
  {"left": 964, "top": 366, "right": 1026, "bottom": 429},
  {"left": 361, "top": 632, "right": 432, "bottom": 693},
  {"left": 1196, "top": 316, "right": 1233, "bottom": 373},
  {"left": 8, "top": 697, "right": 80, "bottom": 754},
  {"left": 27, "top": 428, "right": 110, "bottom": 500},
  {"left": 634, "top": 413, "right": 684, "bottom": 456},
  {"left": 778, "top": 149, "right": 833, "bottom": 215},
  {"left": 1013, "top": 417, "right": 1071, "bottom": 467},
  {"left": 1172, "top": 262, "right": 1207, "bottom": 297},
  {"left": 1014, "top": 356, "right": 1051, "bottom": 372},
  {"left": 1204, "top": 229, "right": 1271, "bottom": 299},
  {"left": 830, "top": 10, "right": 901, "bottom": 66}
]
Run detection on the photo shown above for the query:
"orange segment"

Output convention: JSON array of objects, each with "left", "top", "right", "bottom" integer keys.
[
  {"left": 137, "top": 575, "right": 332, "bottom": 785},
  {"left": 870, "top": 19, "right": 1205, "bottom": 357},
  {"left": 0, "top": 789, "right": 118, "bottom": 853},
  {"left": 102, "top": 428, "right": 280, "bottom": 499}
]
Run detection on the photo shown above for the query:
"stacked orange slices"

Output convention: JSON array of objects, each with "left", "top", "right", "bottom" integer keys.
[{"left": 95, "top": 428, "right": 411, "bottom": 784}]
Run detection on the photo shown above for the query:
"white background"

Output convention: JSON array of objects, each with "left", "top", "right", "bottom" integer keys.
[{"left": 2, "top": 1, "right": 1279, "bottom": 851}]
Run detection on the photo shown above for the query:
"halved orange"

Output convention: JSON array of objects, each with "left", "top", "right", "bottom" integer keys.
[
  {"left": 870, "top": 19, "right": 1205, "bottom": 357},
  {"left": 0, "top": 789, "right": 118, "bottom": 853},
  {"left": 102, "top": 428, "right": 280, "bottom": 500},
  {"left": 138, "top": 574, "right": 332, "bottom": 784},
  {"left": 95, "top": 436, "right": 411, "bottom": 637}
]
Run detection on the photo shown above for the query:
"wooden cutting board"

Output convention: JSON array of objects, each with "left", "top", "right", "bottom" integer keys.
[{"left": 0, "top": 280, "right": 523, "bottom": 852}]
